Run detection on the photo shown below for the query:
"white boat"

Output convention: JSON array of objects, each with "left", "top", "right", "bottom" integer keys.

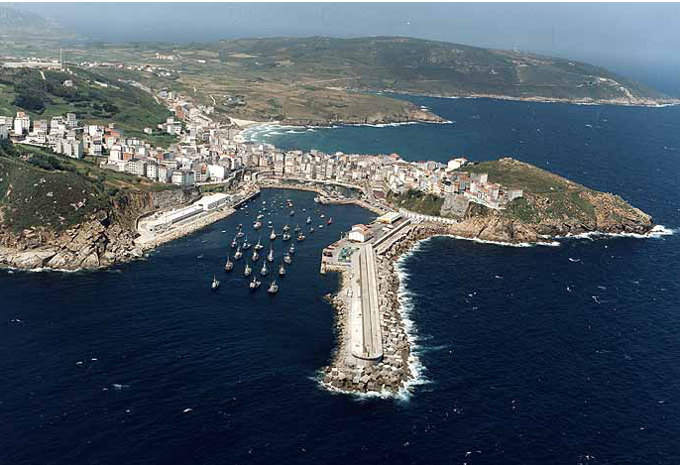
[
  {"left": 327, "top": 217, "right": 333, "bottom": 225},
  {"left": 289, "top": 210, "right": 295, "bottom": 216},
  {"left": 231, "top": 237, "right": 237, "bottom": 248},
  {"left": 224, "top": 256, "right": 234, "bottom": 272},
  {"left": 294, "top": 224, "right": 301, "bottom": 233},
  {"left": 211, "top": 275, "right": 220, "bottom": 291},
  {"left": 283, "top": 224, "right": 290, "bottom": 232},
  {"left": 320, "top": 214, "right": 325, "bottom": 219},
  {"left": 278, "top": 264, "right": 286, "bottom": 276},
  {"left": 252, "top": 250, "right": 259, "bottom": 261},
  {"left": 253, "top": 221, "right": 262, "bottom": 230},
  {"left": 306, "top": 216, "right": 311, "bottom": 224},
  {"left": 234, "top": 246, "right": 243, "bottom": 260},
  {"left": 309, "top": 227, "right": 314, "bottom": 234},
  {"left": 242, "top": 236, "right": 251, "bottom": 249},
  {"left": 254, "top": 238, "right": 264, "bottom": 250},
  {"left": 288, "top": 244, "right": 295, "bottom": 255},
  {"left": 261, "top": 263, "right": 268, "bottom": 276},
  {"left": 268, "top": 280, "right": 279, "bottom": 294},
  {"left": 249, "top": 276, "right": 261, "bottom": 291},
  {"left": 283, "top": 254, "right": 292, "bottom": 265},
  {"left": 244, "top": 263, "right": 252, "bottom": 277},
  {"left": 297, "top": 234, "right": 306, "bottom": 242},
  {"left": 267, "top": 247, "right": 274, "bottom": 262},
  {"left": 270, "top": 229, "right": 277, "bottom": 240},
  {"left": 282, "top": 232, "right": 291, "bottom": 241}
]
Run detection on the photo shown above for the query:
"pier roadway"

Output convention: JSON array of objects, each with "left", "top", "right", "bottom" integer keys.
[{"left": 349, "top": 244, "right": 383, "bottom": 364}]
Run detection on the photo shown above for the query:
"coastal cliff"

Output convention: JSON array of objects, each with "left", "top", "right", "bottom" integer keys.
[{"left": 0, "top": 178, "right": 199, "bottom": 271}]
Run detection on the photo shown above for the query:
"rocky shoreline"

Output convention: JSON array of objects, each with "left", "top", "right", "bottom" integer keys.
[{"left": 319, "top": 211, "right": 663, "bottom": 397}]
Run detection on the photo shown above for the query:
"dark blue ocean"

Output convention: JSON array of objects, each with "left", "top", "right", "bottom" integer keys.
[{"left": 3, "top": 97, "right": 680, "bottom": 465}]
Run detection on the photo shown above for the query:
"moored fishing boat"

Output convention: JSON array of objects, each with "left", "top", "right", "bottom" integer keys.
[
  {"left": 288, "top": 243, "right": 295, "bottom": 255},
  {"left": 234, "top": 245, "right": 243, "bottom": 260},
  {"left": 270, "top": 228, "right": 277, "bottom": 240},
  {"left": 278, "top": 264, "right": 286, "bottom": 276},
  {"left": 244, "top": 263, "right": 252, "bottom": 277},
  {"left": 283, "top": 254, "right": 292, "bottom": 265},
  {"left": 254, "top": 238, "right": 264, "bottom": 250},
  {"left": 249, "top": 276, "right": 261, "bottom": 291},
  {"left": 267, "top": 246, "right": 274, "bottom": 262},
  {"left": 252, "top": 249, "right": 259, "bottom": 261},
  {"left": 224, "top": 256, "right": 234, "bottom": 272},
  {"left": 268, "top": 280, "right": 279, "bottom": 294},
  {"left": 211, "top": 275, "right": 220, "bottom": 291},
  {"left": 261, "top": 262, "right": 268, "bottom": 276}
]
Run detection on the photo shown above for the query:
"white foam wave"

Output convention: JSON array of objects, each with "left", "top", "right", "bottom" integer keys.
[
  {"left": 562, "top": 224, "right": 676, "bottom": 241},
  {"left": 436, "top": 234, "right": 561, "bottom": 248},
  {"left": 393, "top": 239, "right": 432, "bottom": 400}
]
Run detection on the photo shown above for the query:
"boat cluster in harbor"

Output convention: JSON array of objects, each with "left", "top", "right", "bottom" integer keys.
[{"left": 211, "top": 194, "right": 334, "bottom": 294}]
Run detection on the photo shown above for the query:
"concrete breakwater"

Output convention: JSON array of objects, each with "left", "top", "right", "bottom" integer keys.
[{"left": 321, "top": 223, "right": 447, "bottom": 396}]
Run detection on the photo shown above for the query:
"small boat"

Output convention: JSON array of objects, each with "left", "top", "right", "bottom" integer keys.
[
  {"left": 306, "top": 216, "right": 311, "bottom": 224},
  {"left": 224, "top": 256, "right": 234, "bottom": 272},
  {"left": 309, "top": 227, "right": 314, "bottom": 234},
  {"left": 244, "top": 263, "right": 252, "bottom": 277},
  {"left": 282, "top": 232, "right": 291, "bottom": 241},
  {"left": 231, "top": 237, "right": 237, "bottom": 248},
  {"left": 327, "top": 217, "right": 333, "bottom": 225},
  {"left": 320, "top": 214, "right": 325, "bottom": 219},
  {"left": 283, "top": 224, "right": 290, "bottom": 232},
  {"left": 314, "top": 196, "right": 320, "bottom": 203},
  {"left": 278, "top": 264, "right": 286, "bottom": 276},
  {"left": 289, "top": 210, "right": 295, "bottom": 216},
  {"left": 236, "top": 230, "right": 245, "bottom": 238},
  {"left": 288, "top": 244, "right": 295, "bottom": 255},
  {"left": 252, "top": 250, "right": 259, "bottom": 261},
  {"left": 254, "top": 238, "right": 264, "bottom": 250},
  {"left": 286, "top": 199, "right": 294, "bottom": 207},
  {"left": 249, "top": 276, "right": 261, "bottom": 291},
  {"left": 257, "top": 214, "right": 264, "bottom": 220},
  {"left": 253, "top": 221, "right": 262, "bottom": 230},
  {"left": 268, "top": 280, "right": 279, "bottom": 294},
  {"left": 234, "top": 246, "right": 243, "bottom": 260},
  {"left": 211, "top": 275, "right": 220, "bottom": 291},
  {"left": 297, "top": 234, "right": 306, "bottom": 242},
  {"left": 197, "top": 254, "right": 204, "bottom": 259},
  {"left": 269, "top": 229, "right": 277, "bottom": 240},
  {"left": 261, "top": 262, "right": 268, "bottom": 276},
  {"left": 294, "top": 224, "right": 301, "bottom": 233},
  {"left": 267, "top": 246, "right": 274, "bottom": 262},
  {"left": 242, "top": 236, "right": 251, "bottom": 249},
  {"left": 283, "top": 254, "right": 292, "bottom": 265},
  {"left": 268, "top": 220, "right": 272, "bottom": 225}
]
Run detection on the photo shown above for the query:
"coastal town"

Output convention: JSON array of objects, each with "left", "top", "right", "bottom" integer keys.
[
  {"left": 0, "top": 82, "right": 523, "bottom": 211},
  {"left": 1, "top": 66, "right": 651, "bottom": 398}
]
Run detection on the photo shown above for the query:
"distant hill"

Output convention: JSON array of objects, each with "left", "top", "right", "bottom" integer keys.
[
  {"left": 213, "top": 36, "right": 675, "bottom": 106},
  {"left": 0, "top": 5, "right": 49, "bottom": 29}
]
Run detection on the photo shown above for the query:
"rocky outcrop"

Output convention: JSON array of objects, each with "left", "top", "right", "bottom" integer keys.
[{"left": 0, "top": 188, "right": 199, "bottom": 271}]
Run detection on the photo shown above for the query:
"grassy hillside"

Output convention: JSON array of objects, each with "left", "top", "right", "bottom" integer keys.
[
  {"left": 0, "top": 67, "right": 173, "bottom": 144},
  {"left": 464, "top": 158, "right": 635, "bottom": 224},
  {"left": 209, "top": 36, "right": 669, "bottom": 103},
  {"left": 0, "top": 141, "right": 175, "bottom": 233}
]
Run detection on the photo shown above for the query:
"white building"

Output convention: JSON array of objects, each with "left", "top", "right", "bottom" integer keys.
[
  {"left": 171, "top": 170, "right": 195, "bottom": 186},
  {"left": 348, "top": 224, "right": 373, "bottom": 243},
  {"left": 13, "top": 112, "right": 30, "bottom": 136},
  {"left": 196, "top": 193, "right": 229, "bottom": 211},
  {"left": 207, "top": 164, "right": 227, "bottom": 181}
]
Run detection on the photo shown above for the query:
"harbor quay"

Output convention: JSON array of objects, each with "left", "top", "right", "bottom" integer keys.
[
  {"left": 321, "top": 210, "right": 425, "bottom": 395},
  {"left": 136, "top": 186, "right": 260, "bottom": 251}
]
